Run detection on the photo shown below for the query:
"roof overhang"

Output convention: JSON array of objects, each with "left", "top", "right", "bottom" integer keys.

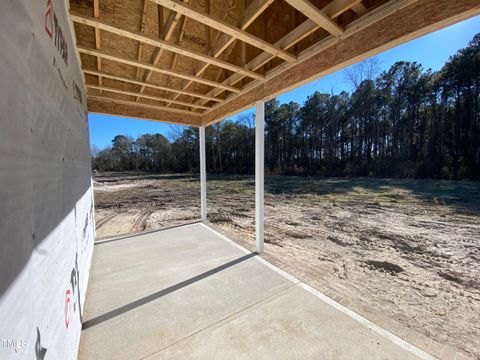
[{"left": 68, "top": 0, "right": 480, "bottom": 126}]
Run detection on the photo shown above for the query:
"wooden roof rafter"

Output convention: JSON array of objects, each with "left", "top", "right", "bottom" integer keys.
[
  {"left": 86, "top": 83, "right": 210, "bottom": 110},
  {"left": 194, "top": 0, "right": 362, "bottom": 108},
  {"left": 351, "top": 1, "right": 368, "bottom": 15},
  {"left": 70, "top": 12, "right": 264, "bottom": 81},
  {"left": 135, "top": 2, "right": 184, "bottom": 102},
  {"left": 283, "top": 0, "right": 344, "bottom": 37},
  {"left": 164, "top": 0, "right": 275, "bottom": 109},
  {"left": 135, "top": 0, "right": 150, "bottom": 80},
  {"left": 164, "top": 14, "right": 187, "bottom": 98},
  {"left": 203, "top": 0, "right": 466, "bottom": 125},
  {"left": 78, "top": 46, "right": 241, "bottom": 93},
  {"left": 150, "top": 0, "right": 297, "bottom": 63},
  {"left": 83, "top": 68, "right": 224, "bottom": 103},
  {"left": 93, "top": 0, "right": 102, "bottom": 94},
  {"left": 87, "top": 95, "right": 201, "bottom": 115},
  {"left": 68, "top": 0, "right": 480, "bottom": 126}
]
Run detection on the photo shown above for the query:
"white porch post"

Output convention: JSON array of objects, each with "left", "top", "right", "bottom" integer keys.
[
  {"left": 255, "top": 101, "right": 265, "bottom": 253},
  {"left": 199, "top": 126, "right": 207, "bottom": 223}
]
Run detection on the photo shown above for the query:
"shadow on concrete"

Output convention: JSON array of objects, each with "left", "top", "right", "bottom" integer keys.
[{"left": 82, "top": 252, "right": 258, "bottom": 329}]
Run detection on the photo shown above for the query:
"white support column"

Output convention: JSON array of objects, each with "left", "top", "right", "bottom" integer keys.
[
  {"left": 199, "top": 126, "right": 207, "bottom": 223},
  {"left": 255, "top": 101, "right": 265, "bottom": 253}
]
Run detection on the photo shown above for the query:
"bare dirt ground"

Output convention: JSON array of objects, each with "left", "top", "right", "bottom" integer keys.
[{"left": 93, "top": 172, "right": 480, "bottom": 358}]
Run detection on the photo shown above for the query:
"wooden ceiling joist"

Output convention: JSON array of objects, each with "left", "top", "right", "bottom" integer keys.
[
  {"left": 136, "top": 6, "right": 181, "bottom": 102},
  {"left": 78, "top": 46, "right": 241, "bottom": 93},
  {"left": 210, "top": 0, "right": 275, "bottom": 59},
  {"left": 83, "top": 69, "right": 223, "bottom": 102},
  {"left": 198, "top": 0, "right": 410, "bottom": 109},
  {"left": 88, "top": 95, "right": 200, "bottom": 115},
  {"left": 284, "top": 0, "right": 344, "bottom": 36},
  {"left": 194, "top": 0, "right": 360, "bottom": 107},
  {"left": 165, "top": 0, "right": 274, "bottom": 109},
  {"left": 93, "top": 0, "right": 102, "bottom": 94},
  {"left": 351, "top": 2, "right": 368, "bottom": 15},
  {"left": 150, "top": 0, "right": 297, "bottom": 63},
  {"left": 68, "top": 0, "right": 480, "bottom": 126},
  {"left": 135, "top": 0, "right": 149, "bottom": 80},
  {"left": 86, "top": 84, "right": 210, "bottom": 110},
  {"left": 164, "top": 16, "right": 188, "bottom": 108},
  {"left": 203, "top": 0, "right": 480, "bottom": 126},
  {"left": 323, "top": 0, "right": 364, "bottom": 18},
  {"left": 71, "top": 12, "right": 264, "bottom": 81}
]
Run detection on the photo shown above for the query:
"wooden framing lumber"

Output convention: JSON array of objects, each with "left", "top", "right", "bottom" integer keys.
[
  {"left": 351, "top": 2, "right": 368, "bottom": 15},
  {"left": 87, "top": 95, "right": 199, "bottom": 115},
  {"left": 68, "top": 0, "right": 480, "bottom": 126},
  {"left": 150, "top": 0, "right": 297, "bottom": 63},
  {"left": 284, "top": 0, "right": 344, "bottom": 36},
  {"left": 136, "top": 6, "right": 178, "bottom": 101},
  {"left": 166, "top": 16, "right": 187, "bottom": 87},
  {"left": 166, "top": 0, "right": 274, "bottom": 108},
  {"left": 136, "top": 0, "right": 149, "bottom": 80},
  {"left": 83, "top": 68, "right": 224, "bottom": 102},
  {"left": 86, "top": 84, "right": 210, "bottom": 110},
  {"left": 93, "top": 0, "right": 102, "bottom": 93},
  {"left": 70, "top": 12, "right": 264, "bottom": 81},
  {"left": 198, "top": 0, "right": 417, "bottom": 106},
  {"left": 195, "top": 0, "right": 359, "bottom": 107},
  {"left": 78, "top": 46, "right": 241, "bottom": 93},
  {"left": 324, "top": 0, "right": 364, "bottom": 18},
  {"left": 202, "top": 0, "right": 480, "bottom": 125},
  {"left": 88, "top": 97, "right": 202, "bottom": 125},
  {"left": 210, "top": 0, "right": 274, "bottom": 59}
]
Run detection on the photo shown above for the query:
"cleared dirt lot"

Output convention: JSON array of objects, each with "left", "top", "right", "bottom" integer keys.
[{"left": 93, "top": 172, "right": 480, "bottom": 358}]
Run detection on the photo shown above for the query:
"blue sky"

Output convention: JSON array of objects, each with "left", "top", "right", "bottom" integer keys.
[{"left": 89, "top": 15, "right": 480, "bottom": 149}]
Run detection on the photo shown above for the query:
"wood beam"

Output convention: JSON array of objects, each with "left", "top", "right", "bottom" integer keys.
[
  {"left": 136, "top": 0, "right": 149, "bottom": 79},
  {"left": 204, "top": 0, "right": 211, "bottom": 55},
  {"left": 93, "top": 0, "right": 102, "bottom": 93},
  {"left": 324, "top": 0, "right": 364, "bottom": 19},
  {"left": 210, "top": 0, "right": 274, "bottom": 59},
  {"left": 195, "top": 0, "right": 359, "bottom": 106},
  {"left": 351, "top": 2, "right": 368, "bottom": 16},
  {"left": 83, "top": 68, "right": 224, "bottom": 102},
  {"left": 70, "top": 12, "right": 264, "bottom": 81},
  {"left": 284, "top": 0, "right": 344, "bottom": 36},
  {"left": 78, "top": 46, "right": 241, "bottom": 93},
  {"left": 86, "top": 84, "right": 210, "bottom": 110},
  {"left": 167, "top": 0, "right": 274, "bottom": 108},
  {"left": 166, "top": 15, "right": 187, "bottom": 89},
  {"left": 202, "top": 0, "right": 480, "bottom": 125},
  {"left": 137, "top": 5, "right": 181, "bottom": 101},
  {"left": 88, "top": 98, "right": 202, "bottom": 125},
  {"left": 87, "top": 95, "right": 199, "bottom": 115},
  {"left": 150, "top": 0, "right": 297, "bottom": 63}
]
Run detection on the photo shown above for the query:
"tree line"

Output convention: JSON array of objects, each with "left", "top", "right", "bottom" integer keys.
[{"left": 92, "top": 34, "right": 480, "bottom": 179}]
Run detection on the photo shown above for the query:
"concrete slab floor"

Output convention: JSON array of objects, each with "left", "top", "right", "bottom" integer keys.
[{"left": 78, "top": 223, "right": 434, "bottom": 360}]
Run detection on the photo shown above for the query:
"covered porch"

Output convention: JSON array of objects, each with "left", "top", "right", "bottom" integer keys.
[
  {"left": 71, "top": 0, "right": 480, "bottom": 358},
  {"left": 79, "top": 222, "right": 430, "bottom": 359}
]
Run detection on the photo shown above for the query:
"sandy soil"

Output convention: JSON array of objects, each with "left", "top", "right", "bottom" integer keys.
[{"left": 93, "top": 172, "right": 480, "bottom": 358}]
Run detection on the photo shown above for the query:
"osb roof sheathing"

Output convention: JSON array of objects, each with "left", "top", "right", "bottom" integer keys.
[{"left": 67, "top": 0, "right": 480, "bottom": 126}]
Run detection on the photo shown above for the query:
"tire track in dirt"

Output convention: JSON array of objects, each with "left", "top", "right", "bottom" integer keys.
[
  {"left": 130, "top": 209, "right": 155, "bottom": 232},
  {"left": 95, "top": 213, "right": 119, "bottom": 230}
]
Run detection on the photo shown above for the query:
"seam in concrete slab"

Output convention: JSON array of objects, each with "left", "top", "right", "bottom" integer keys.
[
  {"left": 200, "top": 223, "right": 438, "bottom": 360},
  {"left": 139, "top": 283, "right": 298, "bottom": 360}
]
